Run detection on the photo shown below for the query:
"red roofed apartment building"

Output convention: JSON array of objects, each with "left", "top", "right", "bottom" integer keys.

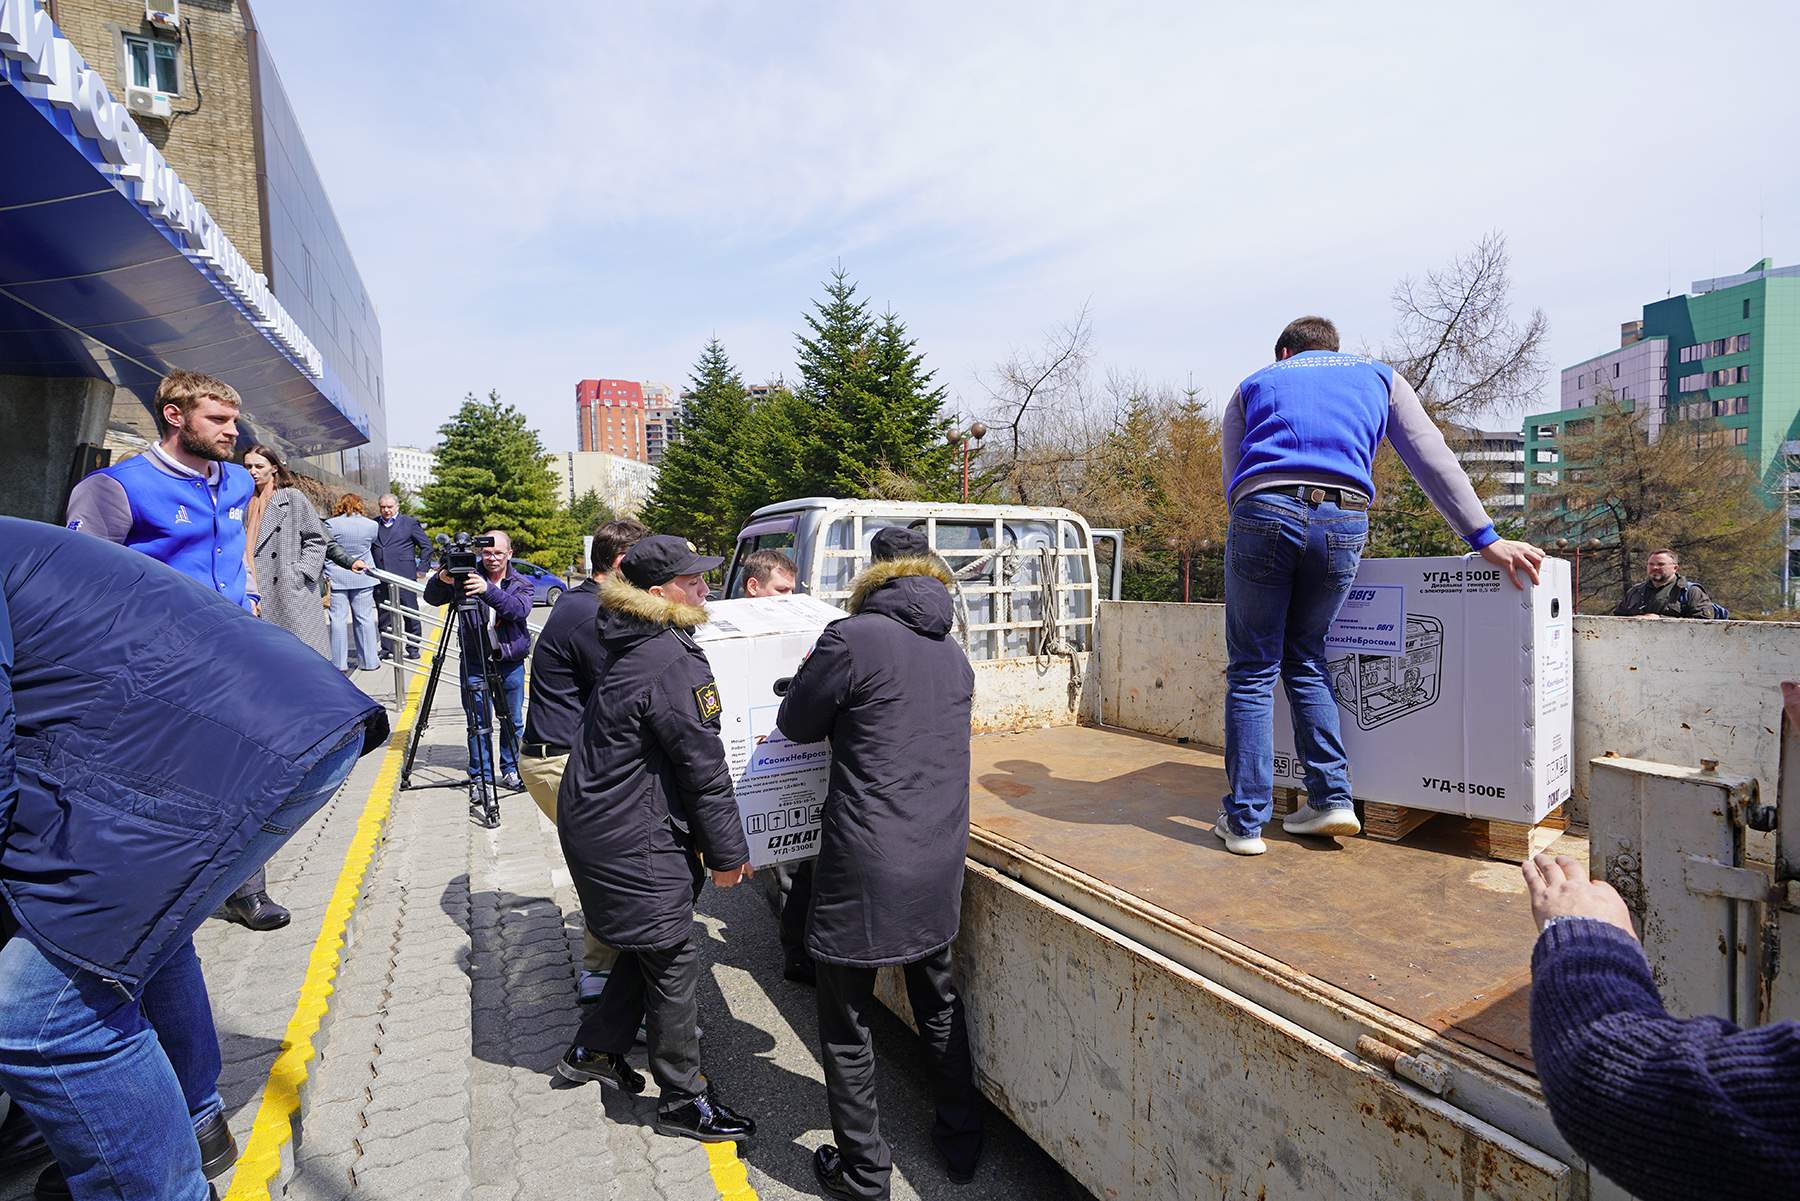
[{"left": 575, "top": 379, "right": 648, "bottom": 461}]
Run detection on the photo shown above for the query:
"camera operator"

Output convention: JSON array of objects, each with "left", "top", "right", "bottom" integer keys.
[{"left": 423, "top": 530, "right": 533, "bottom": 789}]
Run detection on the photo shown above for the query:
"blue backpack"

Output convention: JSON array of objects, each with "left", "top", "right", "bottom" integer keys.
[{"left": 1686, "top": 583, "right": 1728, "bottom": 620}]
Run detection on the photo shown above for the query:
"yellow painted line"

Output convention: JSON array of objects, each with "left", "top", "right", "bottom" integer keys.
[
  {"left": 223, "top": 660, "right": 431, "bottom": 1201},
  {"left": 703, "top": 1140, "right": 759, "bottom": 1199}
]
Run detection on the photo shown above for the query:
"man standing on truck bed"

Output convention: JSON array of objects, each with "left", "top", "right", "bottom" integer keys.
[{"left": 1216, "top": 316, "right": 1545, "bottom": 856}]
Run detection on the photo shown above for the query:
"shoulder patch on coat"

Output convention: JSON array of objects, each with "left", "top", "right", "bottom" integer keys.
[{"left": 694, "top": 681, "right": 722, "bottom": 721}]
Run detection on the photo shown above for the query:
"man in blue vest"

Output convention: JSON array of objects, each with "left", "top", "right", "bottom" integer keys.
[
  {"left": 0, "top": 519, "right": 386, "bottom": 1199},
  {"left": 1216, "top": 317, "right": 1545, "bottom": 856},
  {"left": 64, "top": 369, "right": 258, "bottom": 614},
  {"left": 63, "top": 371, "right": 295, "bottom": 928}
]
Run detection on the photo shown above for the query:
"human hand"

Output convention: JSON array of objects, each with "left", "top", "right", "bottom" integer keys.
[
  {"left": 437, "top": 569, "right": 455, "bottom": 586},
  {"left": 710, "top": 864, "right": 753, "bottom": 889},
  {"left": 351, "top": 559, "right": 368, "bottom": 573},
  {"left": 252, "top": 600, "right": 262, "bottom": 618},
  {"left": 1479, "top": 539, "right": 1544, "bottom": 589},
  {"left": 1521, "top": 853, "right": 1637, "bottom": 939},
  {"left": 462, "top": 572, "right": 486, "bottom": 598}
]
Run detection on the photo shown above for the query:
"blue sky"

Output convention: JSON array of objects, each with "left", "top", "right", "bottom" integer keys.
[{"left": 251, "top": 1, "right": 1800, "bottom": 451}]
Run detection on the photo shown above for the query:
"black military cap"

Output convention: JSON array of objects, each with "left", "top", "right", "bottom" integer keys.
[
  {"left": 620, "top": 535, "right": 724, "bottom": 587},
  {"left": 870, "top": 527, "right": 930, "bottom": 562}
]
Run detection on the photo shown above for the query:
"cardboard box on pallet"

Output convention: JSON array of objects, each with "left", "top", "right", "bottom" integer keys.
[
  {"left": 1272, "top": 555, "right": 1573, "bottom": 825},
  {"left": 693, "top": 594, "right": 845, "bottom": 868}
]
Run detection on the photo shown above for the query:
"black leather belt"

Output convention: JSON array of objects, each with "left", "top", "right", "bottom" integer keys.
[
  {"left": 1252, "top": 484, "right": 1371, "bottom": 511},
  {"left": 521, "top": 742, "right": 567, "bottom": 759}
]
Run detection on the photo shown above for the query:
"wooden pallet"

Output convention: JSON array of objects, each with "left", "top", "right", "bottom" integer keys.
[
  {"left": 1275, "top": 789, "right": 1567, "bottom": 862},
  {"left": 1362, "top": 801, "right": 1569, "bottom": 863}
]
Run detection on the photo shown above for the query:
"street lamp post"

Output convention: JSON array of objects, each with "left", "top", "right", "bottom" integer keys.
[
  {"left": 948, "top": 421, "right": 987, "bottom": 503},
  {"left": 1554, "top": 536, "right": 1604, "bottom": 607}
]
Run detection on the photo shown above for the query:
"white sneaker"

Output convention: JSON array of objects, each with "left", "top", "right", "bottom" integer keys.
[
  {"left": 1282, "top": 805, "right": 1362, "bottom": 838},
  {"left": 1214, "top": 818, "right": 1266, "bottom": 856}
]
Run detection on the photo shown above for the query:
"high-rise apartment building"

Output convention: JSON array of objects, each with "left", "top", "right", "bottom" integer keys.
[
  {"left": 386, "top": 445, "right": 438, "bottom": 495},
  {"left": 642, "top": 381, "right": 680, "bottom": 466},
  {"left": 575, "top": 379, "right": 648, "bottom": 461},
  {"left": 1524, "top": 258, "right": 1800, "bottom": 598},
  {"left": 1447, "top": 424, "right": 1525, "bottom": 522}
]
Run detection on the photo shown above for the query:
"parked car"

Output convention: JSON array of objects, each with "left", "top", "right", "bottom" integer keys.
[{"left": 509, "top": 560, "right": 565, "bottom": 607}]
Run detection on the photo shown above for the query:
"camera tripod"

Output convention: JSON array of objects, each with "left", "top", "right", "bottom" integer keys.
[{"left": 399, "top": 580, "right": 520, "bottom": 829}]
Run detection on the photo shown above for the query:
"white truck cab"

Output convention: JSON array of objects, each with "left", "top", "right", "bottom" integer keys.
[{"left": 723, "top": 497, "right": 1123, "bottom": 663}]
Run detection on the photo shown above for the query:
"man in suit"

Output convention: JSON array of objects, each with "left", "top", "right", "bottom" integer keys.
[{"left": 372, "top": 494, "right": 431, "bottom": 659}]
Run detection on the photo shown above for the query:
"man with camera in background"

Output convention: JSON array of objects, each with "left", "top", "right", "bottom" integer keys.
[{"left": 423, "top": 529, "right": 534, "bottom": 790}]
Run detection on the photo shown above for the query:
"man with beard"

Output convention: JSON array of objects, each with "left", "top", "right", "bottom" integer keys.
[{"left": 64, "top": 370, "right": 259, "bottom": 615}]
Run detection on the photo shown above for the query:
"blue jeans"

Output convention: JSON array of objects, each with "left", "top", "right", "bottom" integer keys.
[
  {"left": 1222, "top": 491, "right": 1367, "bottom": 837},
  {"left": 0, "top": 736, "right": 361, "bottom": 1199},
  {"left": 462, "top": 659, "right": 524, "bottom": 779}
]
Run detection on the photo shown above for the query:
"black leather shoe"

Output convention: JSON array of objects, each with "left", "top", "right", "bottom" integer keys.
[
  {"left": 32, "top": 1164, "right": 68, "bottom": 1200},
  {"left": 555, "top": 1046, "right": 644, "bottom": 1094},
  {"left": 655, "top": 1090, "right": 754, "bottom": 1143},
  {"left": 783, "top": 949, "right": 817, "bottom": 987},
  {"left": 215, "top": 891, "right": 290, "bottom": 932},
  {"left": 195, "top": 1111, "right": 238, "bottom": 1180},
  {"left": 812, "top": 1144, "right": 861, "bottom": 1199}
]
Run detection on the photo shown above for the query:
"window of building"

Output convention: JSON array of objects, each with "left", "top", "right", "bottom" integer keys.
[
  {"left": 1612, "top": 362, "right": 1620, "bottom": 378},
  {"left": 1735, "top": 396, "right": 1750, "bottom": 415},
  {"left": 125, "top": 35, "right": 179, "bottom": 95},
  {"left": 1678, "top": 372, "right": 1708, "bottom": 393},
  {"left": 1735, "top": 427, "right": 1749, "bottom": 445},
  {"left": 1744, "top": 298, "right": 1752, "bottom": 319}
]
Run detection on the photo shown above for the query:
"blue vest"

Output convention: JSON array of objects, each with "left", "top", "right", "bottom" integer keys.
[
  {"left": 100, "top": 452, "right": 255, "bottom": 608},
  {"left": 1229, "top": 352, "right": 1394, "bottom": 500}
]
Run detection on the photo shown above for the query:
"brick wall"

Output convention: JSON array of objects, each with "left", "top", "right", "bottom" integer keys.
[{"left": 50, "top": 0, "right": 264, "bottom": 274}]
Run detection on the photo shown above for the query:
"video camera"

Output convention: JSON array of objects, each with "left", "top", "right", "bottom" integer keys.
[{"left": 437, "top": 531, "right": 497, "bottom": 577}]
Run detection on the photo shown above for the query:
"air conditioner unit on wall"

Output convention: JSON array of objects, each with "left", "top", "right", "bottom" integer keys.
[
  {"left": 126, "top": 87, "right": 173, "bottom": 120},
  {"left": 146, "top": 0, "right": 181, "bottom": 33}
]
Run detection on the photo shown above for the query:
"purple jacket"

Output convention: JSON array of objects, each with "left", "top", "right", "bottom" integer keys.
[
  {"left": 1531, "top": 918, "right": 1800, "bottom": 1199},
  {"left": 423, "top": 567, "right": 534, "bottom": 664}
]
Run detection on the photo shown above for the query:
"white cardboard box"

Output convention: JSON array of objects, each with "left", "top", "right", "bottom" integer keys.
[
  {"left": 1272, "top": 555, "right": 1573, "bottom": 825},
  {"left": 693, "top": 595, "right": 845, "bottom": 868}
]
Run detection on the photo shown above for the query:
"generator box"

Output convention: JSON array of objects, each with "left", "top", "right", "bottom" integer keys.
[
  {"left": 693, "top": 594, "right": 845, "bottom": 868},
  {"left": 1272, "top": 555, "right": 1573, "bottom": 824}
]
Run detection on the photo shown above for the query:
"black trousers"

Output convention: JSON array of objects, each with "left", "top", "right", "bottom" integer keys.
[
  {"left": 778, "top": 859, "right": 815, "bottom": 956},
  {"left": 815, "top": 947, "right": 984, "bottom": 1199},
  {"left": 573, "top": 935, "right": 704, "bottom": 1106},
  {"left": 376, "top": 580, "right": 422, "bottom": 656}
]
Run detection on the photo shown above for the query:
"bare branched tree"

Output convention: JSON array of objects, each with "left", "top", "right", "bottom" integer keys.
[
  {"left": 978, "top": 307, "right": 1094, "bottom": 502},
  {"left": 1386, "top": 232, "right": 1547, "bottom": 421}
]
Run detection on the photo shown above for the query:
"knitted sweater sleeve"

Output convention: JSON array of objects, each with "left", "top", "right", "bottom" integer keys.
[
  {"left": 1530, "top": 918, "right": 1800, "bottom": 1201},
  {"left": 1384, "top": 373, "right": 1498, "bottom": 549}
]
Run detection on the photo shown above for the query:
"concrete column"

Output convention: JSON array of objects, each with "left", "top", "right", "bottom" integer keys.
[{"left": 0, "top": 375, "right": 116, "bottom": 524}]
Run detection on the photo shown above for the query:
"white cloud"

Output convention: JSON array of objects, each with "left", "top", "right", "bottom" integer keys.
[{"left": 251, "top": 0, "right": 1800, "bottom": 451}]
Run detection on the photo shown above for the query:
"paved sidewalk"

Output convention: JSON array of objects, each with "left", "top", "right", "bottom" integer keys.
[{"left": 0, "top": 660, "right": 1090, "bottom": 1200}]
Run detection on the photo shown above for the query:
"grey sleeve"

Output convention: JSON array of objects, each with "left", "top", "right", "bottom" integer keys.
[
  {"left": 1384, "top": 373, "right": 1497, "bottom": 545},
  {"left": 63, "top": 474, "right": 132, "bottom": 543},
  {"left": 1221, "top": 388, "right": 1245, "bottom": 500}
]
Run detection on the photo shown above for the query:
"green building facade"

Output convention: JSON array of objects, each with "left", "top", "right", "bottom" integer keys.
[{"left": 1523, "top": 259, "right": 1800, "bottom": 600}]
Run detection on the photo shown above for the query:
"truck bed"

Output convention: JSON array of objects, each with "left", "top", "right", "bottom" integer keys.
[{"left": 967, "top": 724, "right": 1585, "bottom": 1073}]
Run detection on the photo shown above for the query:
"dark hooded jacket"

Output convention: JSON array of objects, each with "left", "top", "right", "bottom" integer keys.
[
  {"left": 0, "top": 518, "right": 387, "bottom": 987},
  {"left": 557, "top": 574, "right": 750, "bottom": 952},
  {"left": 776, "top": 557, "right": 974, "bottom": 967}
]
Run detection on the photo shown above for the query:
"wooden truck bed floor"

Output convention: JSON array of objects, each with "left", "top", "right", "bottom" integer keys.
[{"left": 968, "top": 724, "right": 1587, "bottom": 1073}]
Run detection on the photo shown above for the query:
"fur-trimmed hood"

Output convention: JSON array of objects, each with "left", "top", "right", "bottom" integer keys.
[
  {"left": 598, "top": 572, "right": 709, "bottom": 631},
  {"left": 846, "top": 556, "right": 955, "bottom": 638}
]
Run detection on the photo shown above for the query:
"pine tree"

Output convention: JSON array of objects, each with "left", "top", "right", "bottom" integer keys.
[
  {"left": 640, "top": 339, "right": 752, "bottom": 554},
  {"left": 420, "top": 391, "right": 576, "bottom": 566},
  {"left": 735, "top": 386, "right": 815, "bottom": 517},
  {"left": 793, "top": 265, "right": 882, "bottom": 496},
  {"left": 565, "top": 488, "right": 615, "bottom": 541},
  {"left": 867, "top": 310, "right": 957, "bottom": 494}
]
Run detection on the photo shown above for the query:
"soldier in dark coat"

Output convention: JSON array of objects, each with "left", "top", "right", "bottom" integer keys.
[
  {"left": 555, "top": 535, "right": 756, "bottom": 1144},
  {"left": 776, "top": 527, "right": 984, "bottom": 1200}
]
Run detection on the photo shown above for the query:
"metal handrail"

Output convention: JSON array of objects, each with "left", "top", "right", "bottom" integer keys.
[{"left": 365, "top": 566, "right": 548, "bottom": 705}]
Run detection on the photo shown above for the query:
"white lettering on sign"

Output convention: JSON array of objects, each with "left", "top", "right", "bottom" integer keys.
[{"left": 0, "top": 0, "right": 324, "bottom": 381}]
